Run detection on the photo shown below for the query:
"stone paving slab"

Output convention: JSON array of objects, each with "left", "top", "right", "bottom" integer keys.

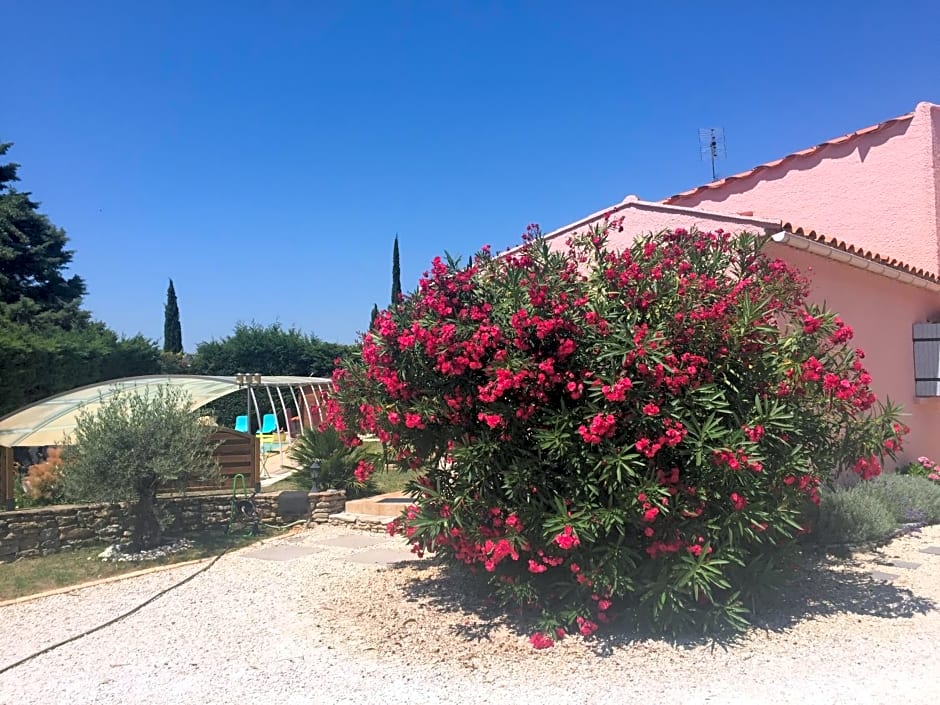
[
  {"left": 346, "top": 548, "right": 422, "bottom": 565},
  {"left": 313, "top": 534, "right": 386, "bottom": 549},
  {"left": 868, "top": 570, "right": 900, "bottom": 582},
  {"left": 890, "top": 560, "right": 922, "bottom": 570},
  {"left": 240, "top": 545, "right": 323, "bottom": 561},
  {"left": 919, "top": 546, "right": 940, "bottom": 556}
]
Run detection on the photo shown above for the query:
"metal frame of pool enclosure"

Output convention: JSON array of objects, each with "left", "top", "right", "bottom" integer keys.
[{"left": 0, "top": 375, "right": 332, "bottom": 509}]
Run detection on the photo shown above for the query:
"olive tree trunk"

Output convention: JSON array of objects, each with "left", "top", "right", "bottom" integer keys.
[{"left": 132, "top": 474, "right": 163, "bottom": 551}]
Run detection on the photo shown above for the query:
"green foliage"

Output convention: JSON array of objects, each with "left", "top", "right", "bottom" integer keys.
[
  {"left": 0, "top": 141, "right": 161, "bottom": 416},
  {"left": 12, "top": 470, "right": 32, "bottom": 509},
  {"left": 61, "top": 386, "right": 219, "bottom": 550},
  {"left": 158, "top": 351, "right": 190, "bottom": 374},
  {"left": 391, "top": 235, "right": 402, "bottom": 305},
  {"left": 370, "top": 303, "right": 380, "bottom": 329},
  {"left": 287, "top": 426, "right": 378, "bottom": 496},
  {"left": 815, "top": 485, "right": 898, "bottom": 544},
  {"left": 191, "top": 322, "right": 350, "bottom": 378},
  {"left": 163, "top": 279, "right": 183, "bottom": 354},
  {"left": 815, "top": 474, "right": 940, "bottom": 545},
  {"left": 328, "top": 224, "right": 905, "bottom": 641},
  {"left": 0, "top": 318, "right": 161, "bottom": 416},
  {"left": 863, "top": 474, "right": 940, "bottom": 524},
  {"left": 0, "top": 142, "right": 86, "bottom": 323}
]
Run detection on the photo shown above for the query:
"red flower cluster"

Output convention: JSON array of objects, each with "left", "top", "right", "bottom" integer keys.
[
  {"left": 353, "top": 460, "right": 374, "bottom": 484},
  {"left": 712, "top": 448, "right": 762, "bottom": 473},
  {"left": 782, "top": 474, "right": 821, "bottom": 505},
  {"left": 852, "top": 455, "right": 882, "bottom": 480},
  {"left": 578, "top": 413, "right": 616, "bottom": 444},
  {"left": 646, "top": 537, "right": 683, "bottom": 558},
  {"left": 529, "top": 632, "right": 555, "bottom": 649},
  {"left": 576, "top": 615, "right": 599, "bottom": 636},
  {"left": 555, "top": 525, "right": 581, "bottom": 550}
]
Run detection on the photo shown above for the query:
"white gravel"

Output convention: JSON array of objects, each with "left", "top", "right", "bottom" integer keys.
[{"left": 2, "top": 523, "right": 939, "bottom": 705}]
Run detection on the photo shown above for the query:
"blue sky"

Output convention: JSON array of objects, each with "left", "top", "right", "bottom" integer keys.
[{"left": 4, "top": 0, "right": 940, "bottom": 349}]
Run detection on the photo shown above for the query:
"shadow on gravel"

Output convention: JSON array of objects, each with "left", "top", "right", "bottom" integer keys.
[
  {"left": 396, "top": 550, "right": 936, "bottom": 656},
  {"left": 751, "top": 552, "right": 935, "bottom": 631}
]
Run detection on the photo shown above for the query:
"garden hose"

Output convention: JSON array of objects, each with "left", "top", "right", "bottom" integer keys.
[
  {"left": 259, "top": 518, "right": 308, "bottom": 530},
  {"left": 0, "top": 547, "right": 230, "bottom": 675}
]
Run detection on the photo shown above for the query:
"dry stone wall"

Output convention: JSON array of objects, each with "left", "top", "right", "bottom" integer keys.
[
  {"left": 308, "top": 490, "right": 346, "bottom": 523},
  {"left": 328, "top": 512, "right": 393, "bottom": 533},
  {"left": 0, "top": 490, "right": 347, "bottom": 562}
]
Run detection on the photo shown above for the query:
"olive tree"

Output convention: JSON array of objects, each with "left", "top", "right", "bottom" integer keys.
[{"left": 62, "top": 386, "right": 219, "bottom": 550}]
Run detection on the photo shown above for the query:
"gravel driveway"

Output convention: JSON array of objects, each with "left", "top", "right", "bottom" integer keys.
[{"left": 2, "top": 524, "right": 939, "bottom": 705}]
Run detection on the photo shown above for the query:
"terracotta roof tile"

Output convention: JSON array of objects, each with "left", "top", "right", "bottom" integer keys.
[
  {"left": 782, "top": 222, "right": 940, "bottom": 284},
  {"left": 664, "top": 112, "right": 915, "bottom": 204}
]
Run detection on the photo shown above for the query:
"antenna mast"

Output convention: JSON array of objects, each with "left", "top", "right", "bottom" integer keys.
[{"left": 698, "top": 127, "right": 726, "bottom": 181}]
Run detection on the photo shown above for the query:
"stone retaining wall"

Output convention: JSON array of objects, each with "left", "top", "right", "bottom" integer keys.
[
  {"left": 308, "top": 490, "right": 346, "bottom": 523},
  {"left": 329, "top": 511, "right": 394, "bottom": 533},
  {"left": 0, "top": 489, "right": 346, "bottom": 562}
]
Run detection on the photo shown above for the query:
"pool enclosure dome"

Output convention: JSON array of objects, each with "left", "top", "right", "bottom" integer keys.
[{"left": 0, "top": 374, "right": 331, "bottom": 448}]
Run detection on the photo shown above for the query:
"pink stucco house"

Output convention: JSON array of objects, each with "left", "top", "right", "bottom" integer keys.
[{"left": 536, "top": 101, "right": 940, "bottom": 465}]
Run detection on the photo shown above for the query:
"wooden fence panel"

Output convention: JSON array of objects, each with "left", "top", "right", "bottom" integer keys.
[
  {"left": 184, "top": 428, "right": 259, "bottom": 492},
  {"left": 1, "top": 445, "right": 13, "bottom": 510}
]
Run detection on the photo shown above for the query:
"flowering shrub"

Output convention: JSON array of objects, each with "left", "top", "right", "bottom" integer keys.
[
  {"left": 900, "top": 456, "right": 940, "bottom": 482},
  {"left": 327, "top": 222, "right": 904, "bottom": 640}
]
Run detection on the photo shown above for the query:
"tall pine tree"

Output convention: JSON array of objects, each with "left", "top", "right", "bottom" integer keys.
[
  {"left": 163, "top": 279, "right": 183, "bottom": 353},
  {"left": 0, "top": 142, "right": 87, "bottom": 329},
  {"left": 0, "top": 141, "right": 161, "bottom": 415},
  {"left": 391, "top": 235, "right": 401, "bottom": 305}
]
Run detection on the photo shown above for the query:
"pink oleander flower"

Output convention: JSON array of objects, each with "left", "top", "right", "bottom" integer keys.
[
  {"left": 554, "top": 525, "right": 580, "bottom": 550},
  {"left": 529, "top": 632, "right": 555, "bottom": 649},
  {"left": 354, "top": 460, "right": 375, "bottom": 484}
]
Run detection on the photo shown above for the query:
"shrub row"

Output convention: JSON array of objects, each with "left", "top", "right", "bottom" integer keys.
[{"left": 816, "top": 474, "right": 940, "bottom": 545}]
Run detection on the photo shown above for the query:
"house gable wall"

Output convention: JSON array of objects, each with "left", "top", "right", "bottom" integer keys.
[{"left": 666, "top": 103, "right": 940, "bottom": 278}]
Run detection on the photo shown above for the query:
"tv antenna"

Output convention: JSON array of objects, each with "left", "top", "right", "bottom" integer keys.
[{"left": 698, "top": 127, "right": 726, "bottom": 181}]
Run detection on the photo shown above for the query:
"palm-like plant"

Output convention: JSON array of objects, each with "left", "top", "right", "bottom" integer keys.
[{"left": 287, "top": 427, "right": 378, "bottom": 496}]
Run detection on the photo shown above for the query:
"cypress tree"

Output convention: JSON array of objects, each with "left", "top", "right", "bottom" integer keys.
[
  {"left": 391, "top": 235, "right": 401, "bottom": 305},
  {"left": 369, "top": 303, "right": 379, "bottom": 328},
  {"left": 163, "top": 279, "right": 183, "bottom": 353}
]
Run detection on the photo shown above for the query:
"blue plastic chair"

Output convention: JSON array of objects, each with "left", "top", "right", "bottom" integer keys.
[
  {"left": 234, "top": 415, "right": 249, "bottom": 433},
  {"left": 257, "top": 414, "right": 278, "bottom": 434},
  {"left": 257, "top": 414, "right": 283, "bottom": 454}
]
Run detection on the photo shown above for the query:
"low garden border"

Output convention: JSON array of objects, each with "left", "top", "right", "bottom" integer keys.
[{"left": 0, "top": 490, "right": 346, "bottom": 561}]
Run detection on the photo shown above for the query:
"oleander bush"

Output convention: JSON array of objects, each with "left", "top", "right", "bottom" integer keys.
[{"left": 326, "top": 221, "right": 905, "bottom": 642}]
